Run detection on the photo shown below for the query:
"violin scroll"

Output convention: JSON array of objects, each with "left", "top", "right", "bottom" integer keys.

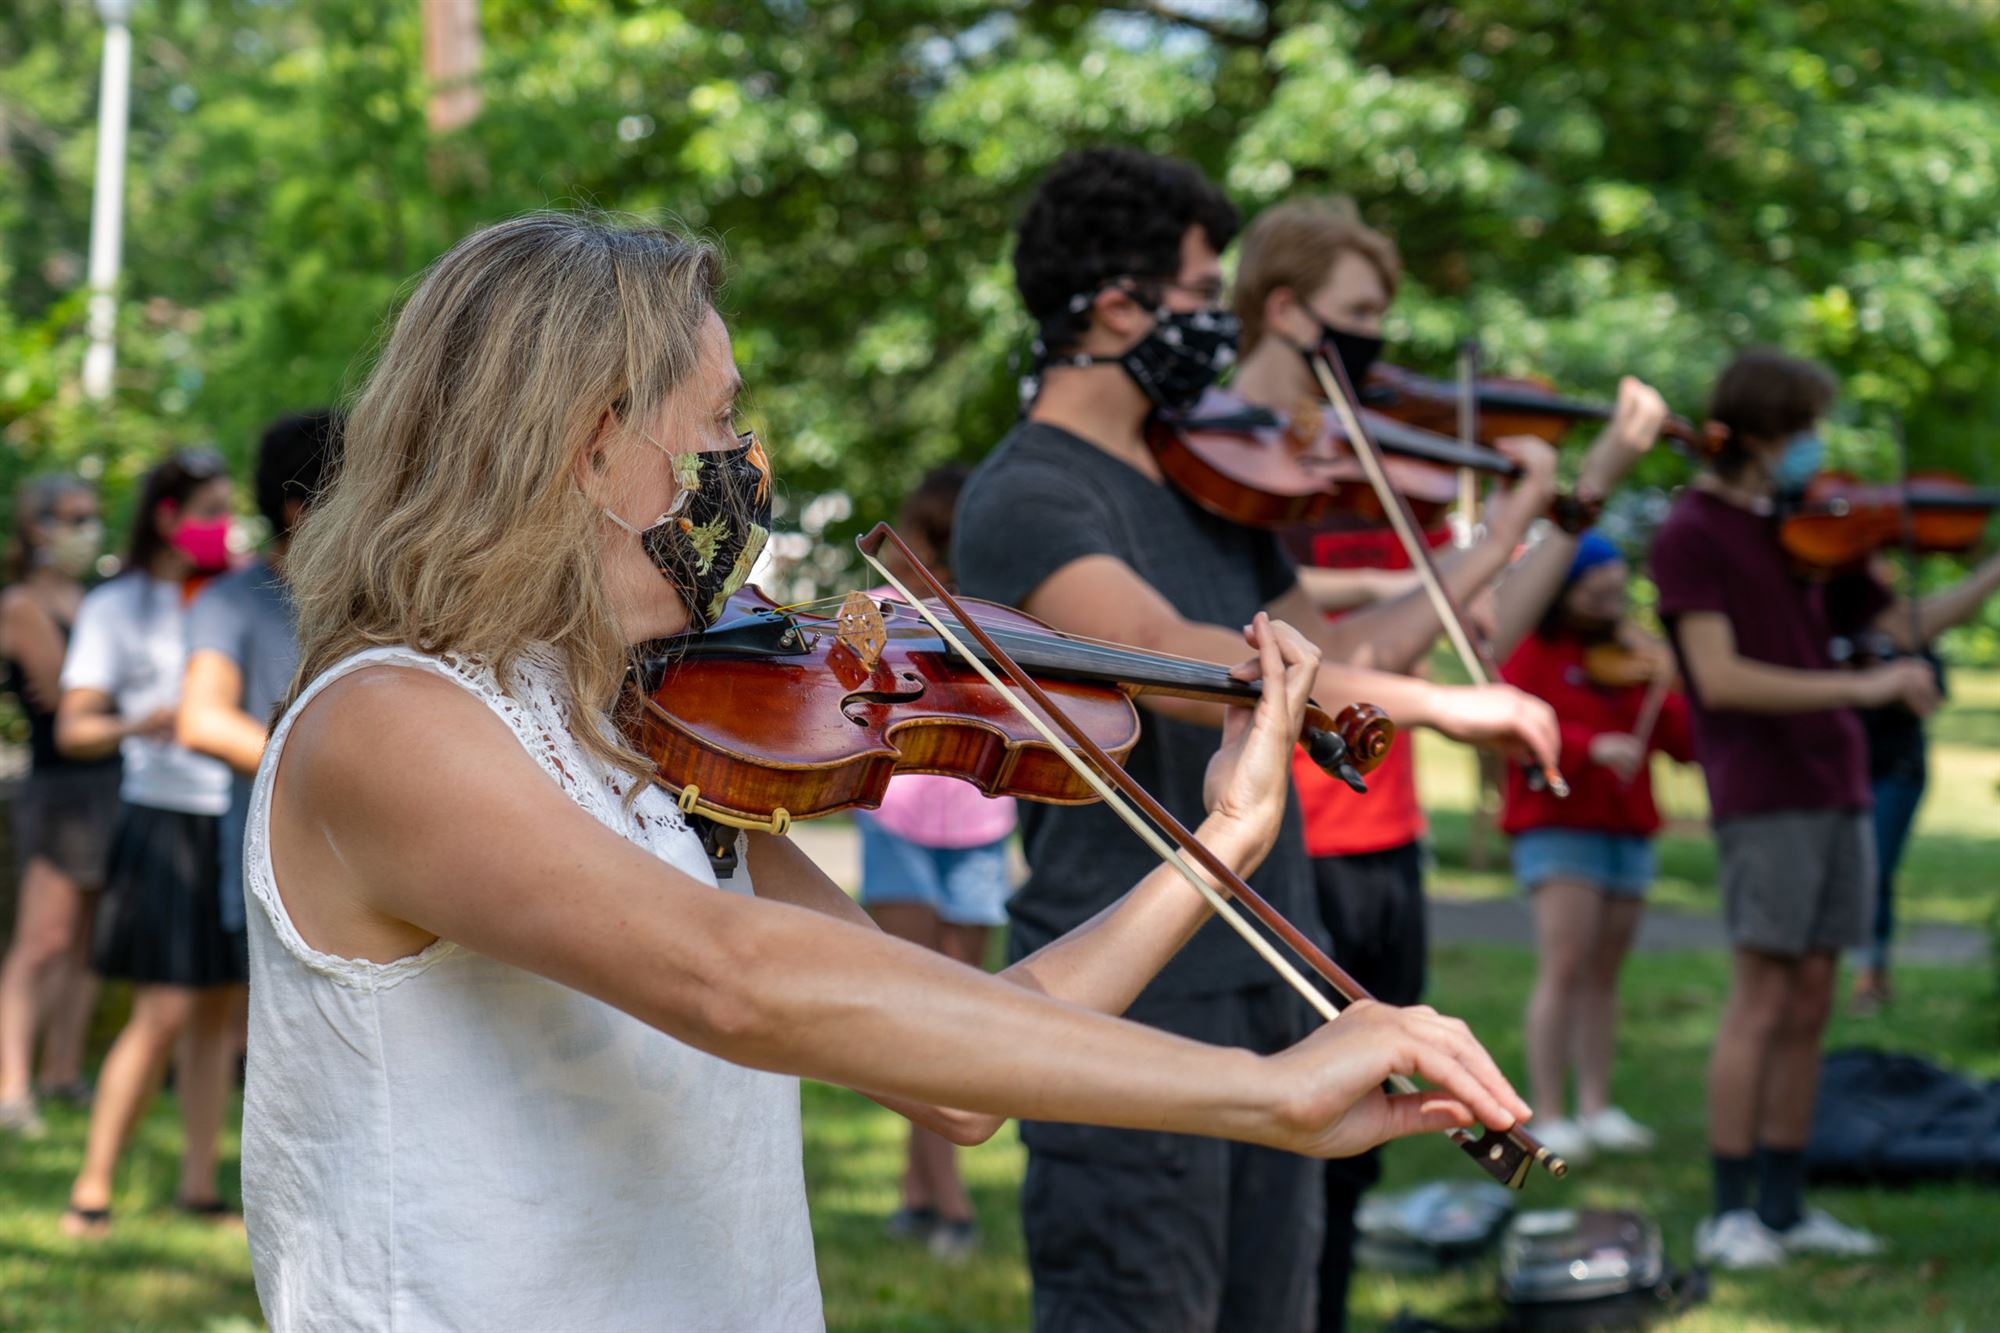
[{"left": 1301, "top": 703, "right": 1394, "bottom": 793}]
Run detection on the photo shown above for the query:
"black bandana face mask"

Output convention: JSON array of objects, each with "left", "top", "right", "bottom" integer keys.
[
  {"left": 1314, "top": 319, "right": 1385, "bottom": 391},
  {"left": 1036, "top": 286, "right": 1241, "bottom": 413},
  {"left": 606, "top": 431, "right": 773, "bottom": 631}
]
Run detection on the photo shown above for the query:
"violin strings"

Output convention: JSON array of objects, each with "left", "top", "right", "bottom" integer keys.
[
  {"left": 857, "top": 548, "right": 1345, "bottom": 1028},
  {"left": 771, "top": 591, "right": 1249, "bottom": 679}
]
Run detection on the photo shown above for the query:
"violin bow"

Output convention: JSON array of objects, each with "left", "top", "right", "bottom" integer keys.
[
  {"left": 1453, "top": 339, "right": 1482, "bottom": 548},
  {"left": 1892, "top": 412, "right": 1928, "bottom": 656},
  {"left": 856, "top": 523, "right": 1564, "bottom": 1189},
  {"left": 1305, "top": 345, "right": 1571, "bottom": 798}
]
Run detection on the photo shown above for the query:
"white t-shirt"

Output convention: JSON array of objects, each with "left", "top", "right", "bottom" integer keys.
[
  {"left": 61, "top": 573, "right": 233, "bottom": 815},
  {"left": 242, "top": 644, "right": 822, "bottom": 1332}
]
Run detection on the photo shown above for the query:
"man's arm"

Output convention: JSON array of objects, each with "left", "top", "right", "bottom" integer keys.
[
  {"left": 1016, "top": 553, "right": 1560, "bottom": 766},
  {"left": 1296, "top": 566, "right": 1417, "bottom": 615},
  {"left": 1875, "top": 549, "right": 2000, "bottom": 650},
  {"left": 1676, "top": 611, "right": 1936, "bottom": 715},
  {"left": 178, "top": 648, "right": 270, "bottom": 775},
  {"left": 1306, "top": 437, "right": 1559, "bottom": 675}
]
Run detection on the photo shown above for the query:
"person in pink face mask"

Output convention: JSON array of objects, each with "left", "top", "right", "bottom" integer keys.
[{"left": 54, "top": 450, "right": 246, "bottom": 1238}]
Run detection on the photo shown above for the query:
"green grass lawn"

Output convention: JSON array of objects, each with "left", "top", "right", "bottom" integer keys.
[{"left": 3, "top": 678, "right": 1996, "bottom": 1330}]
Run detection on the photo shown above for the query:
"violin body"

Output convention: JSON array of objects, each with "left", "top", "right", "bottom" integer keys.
[
  {"left": 1363, "top": 361, "right": 1706, "bottom": 451},
  {"left": 1146, "top": 411, "right": 1347, "bottom": 530},
  {"left": 630, "top": 588, "right": 1141, "bottom": 833},
  {"left": 1582, "top": 635, "right": 1678, "bottom": 690},
  {"left": 629, "top": 586, "right": 1394, "bottom": 835},
  {"left": 1148, "top": 400, "right": 1513, "bottom": 532},
  {"left": 1781, "top": 470, "right": 2000, "bottom": 575}
]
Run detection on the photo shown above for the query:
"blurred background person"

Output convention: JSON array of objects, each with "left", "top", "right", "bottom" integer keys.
[
  {"left": 0, "top": 474, "right": 120, "bottom": 1136},
  {"left": 1501, "top": 532, "right": 1693, "bottom": 1164},
  {"left": 55, "top": 450, "right": 243, "bottom": 1236},
  {"left": 179, "top": 411, "right": 344, "bottom": 961},
  {"left": 859, "top": 463, "right": 1016, "bottom": 1261}
]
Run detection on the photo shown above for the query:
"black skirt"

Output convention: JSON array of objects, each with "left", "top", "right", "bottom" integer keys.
[
  {"left": 12, "top": 763, "right": 123, "bottom": 888},
  {"left": 92, "top": 803, "right": 247, "bottom": 987}
]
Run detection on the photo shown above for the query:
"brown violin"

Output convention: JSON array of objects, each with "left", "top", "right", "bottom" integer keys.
[
  {"left": 1146, "top": 400, "right": 1521, "bottom": 532},
  {"left": 628, "top": 585, "right": 1392, "bottom": 836},
  {"left": 1362, "top": 361, "right": 1707, "bottom": 451},
  {"left": 1781, "top": 470, "right": 2000, "bottom": 575}
]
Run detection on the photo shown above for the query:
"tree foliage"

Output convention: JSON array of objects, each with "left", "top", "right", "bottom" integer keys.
[{"left": 3, "top": 0, "right": 1998, "bottom": 628}]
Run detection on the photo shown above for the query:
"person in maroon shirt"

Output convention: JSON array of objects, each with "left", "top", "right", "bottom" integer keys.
[
  {"left": 1501, "top": 532, "right": 1694, "bottom": 1166},
  {"left": 1651, "top": 347, "right": 2000, "bottom": 1270}
]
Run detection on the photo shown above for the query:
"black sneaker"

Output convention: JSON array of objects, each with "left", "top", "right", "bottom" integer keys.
[{"left": 885, "top": 1205, "right": 937, "bottom": 1242}]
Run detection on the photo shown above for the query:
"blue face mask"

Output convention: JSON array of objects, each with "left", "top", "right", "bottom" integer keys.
[{"left": 1772, "top": 431, "right": 1824, "bottom": 493}]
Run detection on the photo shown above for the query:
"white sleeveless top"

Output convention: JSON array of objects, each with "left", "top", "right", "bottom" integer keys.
[{"left": 241, "top": 645, "right": 823, "bottom": 1332}]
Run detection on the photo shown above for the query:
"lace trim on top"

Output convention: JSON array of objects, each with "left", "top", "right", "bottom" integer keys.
[{"left": 245, "top": 644, "right": 690, "bottom": 992}]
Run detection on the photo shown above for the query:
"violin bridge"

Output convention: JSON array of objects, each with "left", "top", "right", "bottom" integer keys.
[{"left": 835, "top": 590, "right": 888, "bottom": 672}]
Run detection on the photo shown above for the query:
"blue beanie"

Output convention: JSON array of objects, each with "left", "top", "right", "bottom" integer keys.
[{"left": 1565, "top": 530, "right": 1621, "bottom": 586}]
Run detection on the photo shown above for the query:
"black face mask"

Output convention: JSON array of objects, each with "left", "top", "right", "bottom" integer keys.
[
  {"left": 1038, "top": 289, "right": 1241, "bottom": 414},
  {"left": 1315, "top": 320, "right": 1384, "bottom": 391},
  {"left": 606, "top": 432, "right": 774, "bottom": 631}
]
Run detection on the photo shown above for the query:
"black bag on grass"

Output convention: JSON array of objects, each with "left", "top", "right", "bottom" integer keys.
[{"left": 1806, "top": 1047, "right": 2000, "bottom": 1184}]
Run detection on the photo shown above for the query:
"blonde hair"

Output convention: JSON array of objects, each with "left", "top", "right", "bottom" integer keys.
[
  {"left": 1233, "top": 196, "right": 1401, "bottom": 353},
  {"left": 285, "top": 212, "right": 723, "bottom": 786}
]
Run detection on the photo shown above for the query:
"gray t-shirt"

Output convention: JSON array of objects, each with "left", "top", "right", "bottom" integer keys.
[
  {"left": 188, "top": 559, "right": 299, "bottom": 927},
  {"left": 953, "top": 421, "right": 1320, "bottom": 998}
]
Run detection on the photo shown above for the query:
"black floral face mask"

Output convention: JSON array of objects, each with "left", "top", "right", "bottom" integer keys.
[
  {"left": 606, "top": 431, "right": 773, "bottom": 630},
  {"left": 1034, "top": 284, "right": 1241, "bottom": 413}
]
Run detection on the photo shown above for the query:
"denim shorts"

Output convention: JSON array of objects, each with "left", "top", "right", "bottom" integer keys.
[
  {"left": 856, "top": 814, "right": 1013, "bottom": 927},
  {"left": 1512, "top": 828, "right": 1657, "bottom": 898}
]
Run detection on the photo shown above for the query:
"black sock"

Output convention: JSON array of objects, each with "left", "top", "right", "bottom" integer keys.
[
  {"left": 1712, "top": 1152, "right": 1755, "bottom": 1216},
  {"left": 1756, "top": 1147, "right": 1806, "bottom": 1232}
]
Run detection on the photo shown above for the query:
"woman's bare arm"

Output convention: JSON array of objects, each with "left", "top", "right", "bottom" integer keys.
[{"left": 267, "top": 665, "right": 1527, "bottom": 1158}]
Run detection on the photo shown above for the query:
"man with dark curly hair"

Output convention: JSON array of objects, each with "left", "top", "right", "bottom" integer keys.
[{"left": 954, "top": 146, "right": 1562, "bottom": 1332}]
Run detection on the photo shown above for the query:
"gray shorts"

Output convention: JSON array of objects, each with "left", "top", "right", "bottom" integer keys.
[{"left": 1715, "top": 809, "right": 1876, "bottom": 957}]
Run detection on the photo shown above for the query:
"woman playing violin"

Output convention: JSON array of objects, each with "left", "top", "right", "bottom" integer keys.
[
  {"left": 1498, "top": 532, "right": 1694, "bottom": 1165},
  {"left": 241, "top": 212, "right": 1530, "bottom": 1331}
]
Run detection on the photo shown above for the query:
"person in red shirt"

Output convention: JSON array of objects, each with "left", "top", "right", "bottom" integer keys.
[
  {"left": 1227, "top": 195, "right": 1670, "bottom": 1333},
  {"left": 1501, "top": 532, "right": 1694, "bottom": 1165}
]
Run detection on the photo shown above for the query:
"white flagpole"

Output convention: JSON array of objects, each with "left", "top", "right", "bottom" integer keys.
[{"left": 81, "top": 0, "right": 135, "bottom": 401}]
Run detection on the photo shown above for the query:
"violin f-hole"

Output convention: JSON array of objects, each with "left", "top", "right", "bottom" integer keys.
[{"left": 840, "top": 671, "right": 928, "bottom": 725}]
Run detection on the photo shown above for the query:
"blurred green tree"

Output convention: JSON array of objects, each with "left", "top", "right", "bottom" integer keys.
[{"left": 2, "top": 0, "right": 1996, "bottom": 634}]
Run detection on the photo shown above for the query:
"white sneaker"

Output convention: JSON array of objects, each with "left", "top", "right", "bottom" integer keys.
[
  {"left": 1776, "top": 1207, "right": 1885, "bottom": 1257},
  {"left": 1530, "top": 1116, "right": 1594, "bottom": 1166},
  {"left": 1694, "top": 1209, "right": 1788, "bottom": 1270},
  {"left": 0, "top": 1099, "right": 46, "bottom": 1141},
  {"left": 1581, "top": 1106, "right": 1657, "bottom": 1154}
]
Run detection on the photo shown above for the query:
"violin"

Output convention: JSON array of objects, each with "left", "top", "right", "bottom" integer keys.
[
  {"left": 1584, "top": 632, "right": 1680, "bottom": 766},
  {"left": 1146, "top": 400, "right": 1523, "bottom": 532},
  {"left": 626, "top": 526, "right": 1566, "bottom": 1190},
  {"left": 1363, "top": 361, "right": 1707, "bottom": 452},
  {"left": 1581, "top": 636, "right": 1677, "bottom": 690},
  {"left": 630, "top": 585, "right": 1393, "bottom": 836},
  {"left": 1781, "top": 470, "right": 2000, "bottom": 575}
]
